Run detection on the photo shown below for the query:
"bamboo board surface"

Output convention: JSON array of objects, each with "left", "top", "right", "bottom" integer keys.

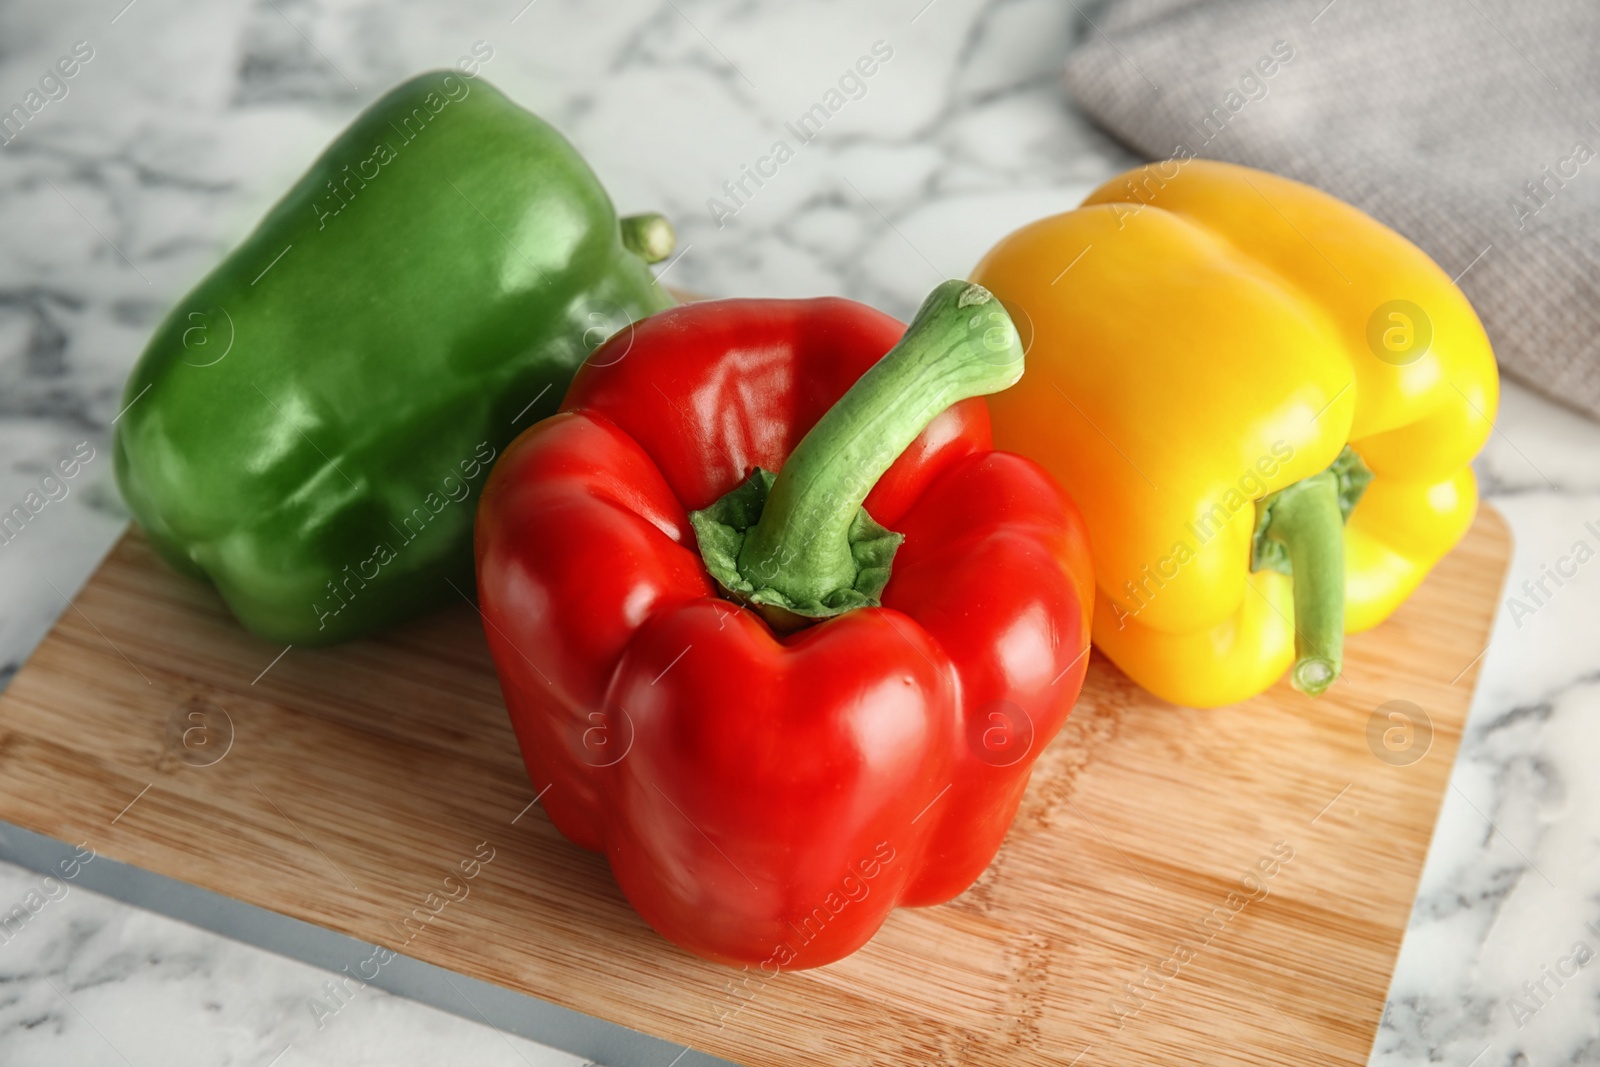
[{"left": 0, "top": 507, "right": 1510, "bottom": 1066}]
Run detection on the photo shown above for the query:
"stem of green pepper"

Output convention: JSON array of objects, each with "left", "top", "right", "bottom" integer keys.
[
  {"left": 733, "top": 280, "right": 1024, "bottom": 606},
  {"left": 1262, "top": 469, "right": 1344, "bottom": 695},
  {"left": 618, "top": 213, "right": 676, "bottom": 264}
]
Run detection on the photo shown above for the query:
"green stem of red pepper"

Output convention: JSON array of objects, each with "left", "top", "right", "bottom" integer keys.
[
  {"left": 730, "top": 280, "right": 1024, "bottom": 611},
  {"left": 1260, "top": 470, "right": 1345, "bottom": 695}
]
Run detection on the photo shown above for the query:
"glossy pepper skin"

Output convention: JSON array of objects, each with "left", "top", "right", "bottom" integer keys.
[
  {"left": 475, "top": 285, "right": 1093, "bottom": 967},
  {"left": 971, "top": 160, "right": 1498, "bottom": 708},
  {"left": 114, "top": 71, "right": 674, "bottom": 645}
]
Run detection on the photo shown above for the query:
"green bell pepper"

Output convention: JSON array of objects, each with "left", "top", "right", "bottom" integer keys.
[{"left": 114, "top": 70, "right": 675, "bottom": 645}]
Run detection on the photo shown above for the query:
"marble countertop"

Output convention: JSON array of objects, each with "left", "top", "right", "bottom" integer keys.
[{"left": 1, "top": 1, "right": 1597, "bottom": 1064}]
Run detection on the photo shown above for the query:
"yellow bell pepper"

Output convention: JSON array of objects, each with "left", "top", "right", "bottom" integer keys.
[{"left": 971, "top": 160, "right": 1498, "bottom": 708}]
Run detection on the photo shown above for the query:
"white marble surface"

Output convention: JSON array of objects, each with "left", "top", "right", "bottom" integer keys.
[
  {"left": 0, "top": 0, "right": 1596, "bottom": 1064},
  {"left": 0, "top": 852, "right": 587, "bottom": 1067}
]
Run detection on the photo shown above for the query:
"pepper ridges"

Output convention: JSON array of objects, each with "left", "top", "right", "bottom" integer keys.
[
  {"left": 972, "top": 159, "right": 1498, "bottom": 707},
  {"left": 474, "top": 282, "right": 1094, "bottom": 967}
]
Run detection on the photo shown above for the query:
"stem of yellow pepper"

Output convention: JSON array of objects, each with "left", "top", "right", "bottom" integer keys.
[{"left": 1261, "top": 469, "right": 1344, "bottom": 695}]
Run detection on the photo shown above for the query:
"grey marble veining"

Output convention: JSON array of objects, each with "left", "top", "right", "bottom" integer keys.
[
  {"left": 0, "top": 850, "right": 597, "bottom": 1067},
  {"left": 0, "top": 1, "right": 1597, "bottom": 1064}
]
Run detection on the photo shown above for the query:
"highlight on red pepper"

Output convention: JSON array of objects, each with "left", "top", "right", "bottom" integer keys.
[{"left": 474, "top": 280, "right": 1094, "bottom": 968}]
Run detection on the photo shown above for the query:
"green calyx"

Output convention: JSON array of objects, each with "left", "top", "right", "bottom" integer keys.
[
  {"left": 689, "top": 279, "right": 1025, "bottom": 633},
  {"left": 1252, "top": 447, "right": 1372, "bottom": 574},
  {"left": 1251, "top": 446, "right": 1373, "bottom": 696},
  {"left": 690, "top": 469, "right": 904, "bottom": 632}
]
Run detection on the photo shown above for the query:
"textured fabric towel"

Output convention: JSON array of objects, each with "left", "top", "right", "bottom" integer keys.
[{"left": 1064, "top": 0, "right": 1600, "bottom": 421}]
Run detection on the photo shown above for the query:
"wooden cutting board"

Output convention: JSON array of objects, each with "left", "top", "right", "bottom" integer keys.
[{"left": 0, "top": 507, "right": 1510, "bottom": 1066}]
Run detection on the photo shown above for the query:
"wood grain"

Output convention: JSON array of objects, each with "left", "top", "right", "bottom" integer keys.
[{"left": 0, "top": 507, "right": 1511, "bottom": 1066}]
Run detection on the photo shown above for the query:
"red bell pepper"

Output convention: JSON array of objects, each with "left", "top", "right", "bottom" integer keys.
[{"left": 475, "top": 281, "right": 1094, "bottom": 968}]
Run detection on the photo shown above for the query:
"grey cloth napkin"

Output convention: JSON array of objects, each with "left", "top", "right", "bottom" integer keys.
[{"left": 1064, "top": 0, "right": 1600, "bottom": 421}]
